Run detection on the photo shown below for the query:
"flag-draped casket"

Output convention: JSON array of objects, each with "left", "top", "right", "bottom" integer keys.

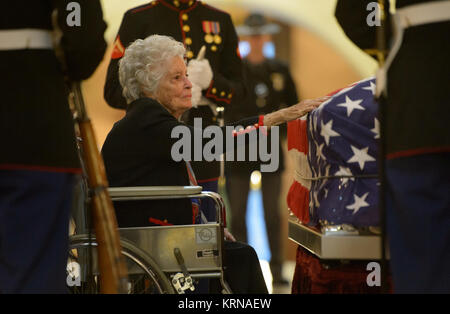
[
  {"left": 288, "top": 77, "right": 379, "bottom": 228},
  {"left": 287, "top": 77, "right": 390, "bottom": 293}
]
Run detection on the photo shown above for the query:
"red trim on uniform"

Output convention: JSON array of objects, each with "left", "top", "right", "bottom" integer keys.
[
  {"left": 205, "top": 80, "right": 232, "bottom": 104},
  {"left": 196, "top": 177, "right": 219, "bottom": 183},
  {"left": 179, "top": 14, "right": 187, "bottom": 49},
  {"left": 183, "top": 1, "right": 199, "bottom": 13},
  {"left": 201, "top": 2, "right": 229, "bottom": 14},
  {"left": 167, "top": 0, "right": 199, "bottom": 46},
  {"left": 207, "top": 94, "right": 231, "bottom": 104},
  {"left": 131, "top": 1, "right": 160, "bottom": 14},
  {"left": 148, "top": 217, "right": 173, "bottom": 226},
  {"left": 0, "top": 164, "right": 82, "bottom": 174},
  {"left": 159, "top": 0, "right": 199, "bottom": 12},
  {"left": 158, "top": 0, "right": 178, "bottom": 11},
  {"left": 386, "top": 146, "right": 450, "bottom": 160},
  {"left": 111, "top": 35, "right": 125, "bottom": 60}
]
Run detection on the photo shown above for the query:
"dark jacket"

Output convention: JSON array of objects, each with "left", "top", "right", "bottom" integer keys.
[
  {"left": 335, "top": 0, "right": 450, "bottom": 158},
  {"left": 0, "top": 0, "right": 107, "bottom": 171},
  {"left": 103, "top": 0, "right": 246, "bottom": 180},
  {"left": 226, "top": 58, "right": 299, "bottom": 174},
  {"left": 101, "top": 97, "right": 260, "bottom": 227}
]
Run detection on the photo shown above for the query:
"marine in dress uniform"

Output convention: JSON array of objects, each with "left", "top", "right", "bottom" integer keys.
[
  {"left": 335, "top": 0, "right": 450, "bottom": 292},
  {"left": 0, "top": 0, "right": 107, "bottom": 293},
  {"left": 225, "top": 13, "right": 299, "bottom": 284},
  {"left": 104, "top": 1, "right": 246, "bottom": 215}
]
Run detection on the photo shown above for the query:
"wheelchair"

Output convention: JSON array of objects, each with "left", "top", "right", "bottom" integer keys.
[{"left": 67, "top": 181, "right": 232, "bottom": 294}]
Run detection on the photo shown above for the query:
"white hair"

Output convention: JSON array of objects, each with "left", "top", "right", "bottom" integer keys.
[{"left": 118, "top": 35, "right": 186, "bottom": 104}]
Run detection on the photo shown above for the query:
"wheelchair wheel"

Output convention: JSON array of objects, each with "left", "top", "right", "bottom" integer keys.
[{"left": 67, "top": 234, "right": 175, "bottom": 294}]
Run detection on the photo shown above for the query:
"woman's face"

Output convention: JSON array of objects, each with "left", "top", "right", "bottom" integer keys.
[{"left": 154, "top": 56, "right": 192, "bottom": 119}]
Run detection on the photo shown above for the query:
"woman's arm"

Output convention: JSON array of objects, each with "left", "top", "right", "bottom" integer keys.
[
  {"left": 166, "top": 96, "right": 328, "bottom": 162},
  {"left": 263, "top": 97, "right": 328, "bottom": 127}
]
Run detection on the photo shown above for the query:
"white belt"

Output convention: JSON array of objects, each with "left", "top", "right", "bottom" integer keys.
[
  {"left": 0, "top": 29, "right": 54, "bottom": 50},
  {"left": 376, "top": 1, "right": 450, "bottom": 97}
]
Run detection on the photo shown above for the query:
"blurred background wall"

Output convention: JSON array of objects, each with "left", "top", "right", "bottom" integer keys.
[{"left": 83, "top": 0, "right": 379, "bottom": 262}]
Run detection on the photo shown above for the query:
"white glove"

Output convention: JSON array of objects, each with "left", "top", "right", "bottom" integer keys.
[
  {"left": 187, "top": 59, "right": 213, "bottom": 90},
  {"left": 190, "top": 83, "right": 202, "bottom": 108}
]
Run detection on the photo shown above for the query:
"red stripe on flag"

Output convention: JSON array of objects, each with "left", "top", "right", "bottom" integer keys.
[
  {"left": 287, "top": 181, "right": 310, "bottom": 224},
  {"left": 287, "top": 119, "right": 308, "bottom": 154}
]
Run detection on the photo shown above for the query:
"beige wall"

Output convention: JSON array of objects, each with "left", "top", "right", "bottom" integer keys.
[
  {"left": 290, "top": 26, "right": 361, "bottom": 99},
  {"left": 82, "top": 45, "right": 124, "bottom": 147}
]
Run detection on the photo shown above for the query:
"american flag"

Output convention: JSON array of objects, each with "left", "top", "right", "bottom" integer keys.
[{"left": 287, "top": 77, "right": 379, "bottom": 227}]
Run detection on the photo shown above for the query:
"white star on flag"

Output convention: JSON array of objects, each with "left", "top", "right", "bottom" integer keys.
[
  {"left": 363, "top": 82, "right": 376, "bottom": 95},
  {"left": 347, "top": 145, "right": 376, "bottom": 170},
  {"left": 337, "top": 96, "right": 365, "bottom": 117},
  {"left": 319, "top": 165, "right": 331, "bottom": 190},
  {"left": 371, "top": 118, "right": 380, "bottom": 139},
  {"left": 320, "top": 119, "right": 340, "bottom": 145},
  {"left": 346, "top": 192, "right": 370, "bottom": 215},
  {"left": 315, "top": 142, "right": 325, "bottom": 161},
  {"left": 313, "top": 190, "right": 320, "bottom": 208},
  {"left": 334, "top": 166, "right": 354, "bottom": 184}
]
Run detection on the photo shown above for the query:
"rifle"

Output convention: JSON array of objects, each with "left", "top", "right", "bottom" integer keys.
[
  {"left": 374, "top": 0, "right": 390, "bottom": 293},
  {"left": 69, "top": 82, "right": 129, "bottom": 294}
]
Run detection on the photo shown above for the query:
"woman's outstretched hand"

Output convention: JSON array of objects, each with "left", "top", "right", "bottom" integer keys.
[{"left": 263, "top": 96, "right": 330, "bottom": 127}]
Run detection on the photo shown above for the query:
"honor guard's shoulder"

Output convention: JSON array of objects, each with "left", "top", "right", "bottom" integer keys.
[
  {"left": 127, "top": 1, "right": 161, "bottom": 15},
  {"left": 199, "top": 2, "right": 232, "bottom": 20}
]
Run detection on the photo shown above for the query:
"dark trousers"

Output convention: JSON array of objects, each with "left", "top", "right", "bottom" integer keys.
[
  {"left": 210, "top": 240, "right": 268, "bottom": 294},
  {"left": 227, "top": 171, "right": 284, "bottom": 280},
  {"left": 197, "top": 180, "right": 267, "bottom": 293},
  {"left": 386, "top": 153, "right": 450, "bottom": 293},
  {"left": 0, "top": 170, "right": 74, "bottom": 293}
]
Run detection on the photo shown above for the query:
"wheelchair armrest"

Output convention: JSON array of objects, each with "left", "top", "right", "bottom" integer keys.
[
  {"left": 108, "top": 186, "right": 202, "bottom": 198},
  {"left": 107, "top": 186, "right": 226, "bottom": 225}
]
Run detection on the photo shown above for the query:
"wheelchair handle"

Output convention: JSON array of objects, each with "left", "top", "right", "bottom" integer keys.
[{"left": 108, "top": 186, "right": 226, "bottom": 225}]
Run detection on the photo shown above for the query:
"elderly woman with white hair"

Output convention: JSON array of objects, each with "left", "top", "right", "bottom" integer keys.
[{"left": 102, "top": 35, "right": 327, "bottom": 293}]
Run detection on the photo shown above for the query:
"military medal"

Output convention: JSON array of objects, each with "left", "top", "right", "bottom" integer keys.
[
  {"left": 202, "top": 21, "right": 221, "bottom": 46},
  {"left": 213, "top": 34, "right": 222, "bottom": 44},
  {"left": 204, "top": 34, "right": 213, "bottom": 43}
]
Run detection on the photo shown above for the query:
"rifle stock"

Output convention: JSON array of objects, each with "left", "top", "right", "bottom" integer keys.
[{"left": 71, "top": 82, "right": 128, "bottom": 294}]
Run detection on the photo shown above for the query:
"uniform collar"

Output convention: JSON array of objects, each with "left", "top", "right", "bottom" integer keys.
[{"left": 159, "top": 0, "right": 198, "bottom": 11}]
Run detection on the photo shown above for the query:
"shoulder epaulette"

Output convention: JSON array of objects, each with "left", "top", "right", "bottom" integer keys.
[
  {"left": 200, "top": 2, "right": 230, "bottom": 16},
  {"left": 130, "top": 1, "right": 159, "bottom": 14}
]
